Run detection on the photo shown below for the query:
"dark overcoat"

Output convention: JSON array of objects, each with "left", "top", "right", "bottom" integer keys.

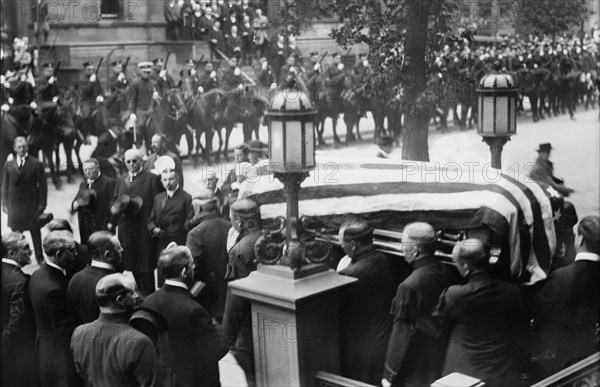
[
  {"left": 142, "top": 283, "right": 228, "bottom": 387},
  {"left": 29, "top": 263, "right": 80, "bottom": 387},
  {"left": 339, "top": 248, "right": 408, "bottom": 385},
  {"left": 75, "top": 173, "right": 117, "bottom": 244},
  {"left": 113, "top": 170, "right": 163, "bottom": 272},
  {"left": 186, "top": 213, "right": 231, "bottom": 319},
  {"left": 2, "top": 156, "right": 47, "bottom": 231},
  {"left": 2, "top": 262, "right": 38, "bottom": 387},
  {"left": 383, "top": 256, "right": 462, "bottom": 387},
  {"left": 67, "top": 264, "right": 116, "bottom": 326},
  {"left": 433, "top": 271, "right": 530, "bottom": 387},
  {"left": 146, "top": 187, "right": 193, "bottom": 259}
]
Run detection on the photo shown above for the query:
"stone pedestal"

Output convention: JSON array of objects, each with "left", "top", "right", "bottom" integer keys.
[{"left": 229, "top": 263, "right": 357, "bottom": 387}]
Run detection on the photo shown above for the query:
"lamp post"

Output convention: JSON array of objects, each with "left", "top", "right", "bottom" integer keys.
[{"left": 476, "top": 72, "right": 518, "bottom": 169}]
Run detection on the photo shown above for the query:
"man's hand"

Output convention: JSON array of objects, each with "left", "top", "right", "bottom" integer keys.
[
  {"left": 190, "top": 68, "right": 197, "bottom": 76},
  {"left": 338, "top": 63, "right": 345, "bottom": 71},
  {"left": 262, "top": 62, "right": 268, "bottom": 70},
  {"left": 197, "top": 86, "right": 204, "bottom": 93},
  {"left": 314, "top": 63, "right": 320, "bottom": 71},
  {"left": 2, "top": 205, "right": 7, "bottom": 214},
  {"left": 1, "top": 104, "right": 9, "bottom": 112},
  {"left": 90, "top": 74, "right": 97, "bottom": 83},
  {"left": 117, "top": 72, "right": 125, "bottom": 81},
  {"left": 130, "top": 112, "right": 137, "bottom": 121},
  {"left": 20, "top": 74, "right": 27, "bottom": 82},
  {"left": 48, "top": 76, "right": 55, "bottom": 84},
  {"left": 152, "top": 91, "right": 160, "bottom": 100},
  {"left": 234, "top": 67, "right": 241, "bottom": 76},
  {"left": 110, "top": 205, "right": 118, "bottom": 215},
  {"left": 211, "top": 39, "right": 218, "bottom": 44},
  {"left": 29, "top": 101, "right": 37, "bottom": 109},
  {"left": 152, "top": 228, "right": 165, "bottom": 238},
  {"left": 96, "top": 95, "right": 104, "bottom": 103},
  {"left": 159, "top": 69, "right": 167, "bottom": 79},
  {"left": 52, "top": 96, "right": 59, "bottom": 103},
  {"left": 107, "top": 223, "right": 114, "bottom": 232},
  {"left": 381, "top": 378, "right": 391, "bottom": 387},
  {"left": 210, "top": 71, "right": 217, "bottom": 79},
  {"left": 290, "top": 67, "right": 297, "bottom": 74}
]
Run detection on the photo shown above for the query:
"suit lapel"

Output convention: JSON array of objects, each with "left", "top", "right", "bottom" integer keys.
[{"left": 13, "top": 159, "right": 24, "bottom": 183}]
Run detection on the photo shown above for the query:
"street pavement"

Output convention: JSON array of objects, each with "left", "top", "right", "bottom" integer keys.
[{"left": 1, "top": 105, "right": 597, "bottom": 386}]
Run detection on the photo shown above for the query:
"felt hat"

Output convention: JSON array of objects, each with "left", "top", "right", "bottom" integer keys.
[
  {"left": 112, "top": 194, "right": 143, "bottom": 216},
  {"left": 377, "top": 135, "right": 393, "bottom": 147},
  {"left": 72, "top": 188, "right": 97, "bottom": 211},
  {"left": 247, "top": 140, "right": 268, "bottom": 153},
  {"left": 36, "top": 212, "right": 54, "bottom": 227},
  {"left": 537, "top": 143, "right": 552, "bottom": 153}
]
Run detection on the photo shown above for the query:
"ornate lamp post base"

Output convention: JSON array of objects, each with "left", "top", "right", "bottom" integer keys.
[{"left": 482, "top": 136, "right": 511, "bottom": 169}]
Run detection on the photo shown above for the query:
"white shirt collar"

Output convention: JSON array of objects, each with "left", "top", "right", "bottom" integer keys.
[
  {"left": 575, "top": 252, "right": 600, "bottom": 262},
  {"left": 16, "top": 154, "right": 28, "bottom": 164},
  {"left": 45, "top": 259, "right": 67, "bottom": 276},
  {"left": 2, "top": 258, "right": 20, "bottom": 267},
  {"left": 87, "top": 171, "right": 101, "bottom": 186},
  {"left": 167, "top": 185, "right": 179, "bottom": 198},
  {"left": 164, "top": 279, "right": 188, "bottom": 290},
  {"left": 91, "top": 261, "right": 115, "bottom": 270}
]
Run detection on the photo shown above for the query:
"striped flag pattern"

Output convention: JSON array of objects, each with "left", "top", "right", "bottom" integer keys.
[{"left": 239, "top": 155, "right": 556, "bottom": 282}]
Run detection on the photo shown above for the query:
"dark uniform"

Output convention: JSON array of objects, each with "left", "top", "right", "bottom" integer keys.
[
  {"left": 37, "top": 63, "right": 60, "bottom": 103},
  {"left": 128, "top": 71, "right": 158, "bottom": 147},
  {"left": 325, "top": 60, "right": 346, "bottom": 108},
  {"left": 78, "top": 64, "right": 104, "bottom": 119},
  {"left": 73, "top": 173, "right": 117, "bottom": 244},
  {"left": 254, "top": 61, "right": 275, "bottom": 88}
]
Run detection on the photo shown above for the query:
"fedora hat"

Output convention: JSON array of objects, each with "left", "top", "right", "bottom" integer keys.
[
  {"left": 248, "top": 140, "right": 268, "bottom": 153},
  {"left": 36, "top": 212, "right": 54, "bottom": 227},
  {"left": 71, "top": 189, "right": 97, "bottom": 212},
  {"left": 112, "top": 194, "right": 143, "bottom": 216},
  {"left": 537, "top": 143, "right": 553, "bottom": 153}
]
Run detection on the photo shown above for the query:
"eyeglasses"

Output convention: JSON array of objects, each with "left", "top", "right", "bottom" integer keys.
[{"left": 125, "top": 159, "right": 139, "bottom": 164}]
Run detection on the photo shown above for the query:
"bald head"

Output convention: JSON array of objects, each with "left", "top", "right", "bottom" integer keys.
[
  {"left": 158, "top": 245, "right": 194, "bottom": 280},
  {"left": 43, "top": 231, "right": 76, "bottom": 268},
  {"left": 95, "top": 273, "right": 138, "bottom": 311},
  {"left": 124, "top": 148, "right": 142, "bottom": 160},
  {"left": 453, "top": 239, "right": 490, "bottom": 275},
  {"left": 402, "top": 222, "right": 437, "bottom": 263}
]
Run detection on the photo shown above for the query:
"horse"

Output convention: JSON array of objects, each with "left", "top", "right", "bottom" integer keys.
[
  {"left": 0, "top": 111, "right": 19, "bottom": 168},
  {"left": 213, "top": 86, "right": 266, "bottom": 159},
  {"left": 186, "top": 89, "right": 220, "bottom": 164},
  {"left": 28, "top": 98, "right": 77, "bottom": 187},
  {"left": 144, "top": 88, "right": 188, "bottom": 156}
]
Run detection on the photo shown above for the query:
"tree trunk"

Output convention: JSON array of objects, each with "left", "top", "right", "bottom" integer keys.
[{"left": 401, "top": 0, "right": 431, "bottom": 162}]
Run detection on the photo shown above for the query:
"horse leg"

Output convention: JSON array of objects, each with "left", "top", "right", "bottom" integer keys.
[
  {"left": 332, "top": 115, "right": 341, "bottom": 145},
  {"left": 356, "top": 116, "right": 363, "bottom": 140},
  {"left": 46, "top": 147, "right": 61, "bottom": 188},
  {"left": 242, "top": 122, "right": 252, "bottom": 144},
  {"left": 223, "top": 125, "right": 233, "bottom": 160},
  {"left": 62, "top": 140, "right": 75, "bottom": 184},
  {"left": 214, "top": 126, "right": 223, "bottom": 160},
  {"left": 316, "top": 117, "right": 326, "bottom": 147}
]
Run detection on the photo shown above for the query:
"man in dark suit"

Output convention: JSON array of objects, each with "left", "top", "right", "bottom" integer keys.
[
  {"left": 2, "top": 232, "right": 38, "bottom": 387},
  {"left": 147, "top": 168, "right": 193, "bottom": 286},
  {"left": 142, "top": 244, "right": 228, "bottom": 387},
  {"left": 144, "top": 133, "right": 184, "bottom": 187},
  {"left": 71, "top": 273, "right": 158, "bottom": 386},
  {"left": 46, "top": 218, "right": 90, "bottom": 281},
  {"left": 531, "top": 215, "right": 600, "bottom": 379},
  {"left": 112, "top": 148, "right": 164, "bottom": 296},
  {"left": 2, "top": 136, "right": 48, "bottom": 263},
  {"left": 186, "top": 190, "right": 231, "bottom": 321},
  {"left": 382, "top": 222, "right": 462, "bottom": 387},
  {"left": 433, "top": 239, "right": 529, "bottom": 387},
  {"left": 338, "top": 218, "right": 408, "bottom": 385},
  {"left": 72, "top": 158, "right": 117, "bottom": 244},
  {"left": 67, "top": 231, "right": 123, "bottom": 326},
  {"left": 29, "top": 231, "right": 81, "bottom": 387},
  {"left": 223, "top": 198, "right": 263, "bottom": 386}
]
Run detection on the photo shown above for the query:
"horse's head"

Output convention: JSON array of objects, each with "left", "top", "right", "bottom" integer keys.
[{"left": 164, "top": 88, "right": 187, "bottom": 121}]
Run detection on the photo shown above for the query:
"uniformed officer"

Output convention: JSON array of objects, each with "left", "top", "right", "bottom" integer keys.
[
  {"left": 108, "top": 60, "right": 129, "bottom": 95},
  {"left": 10, "top": 63, "right": 35, "bottom": 106},
  {"left": 221, "top": 58, "right": 244, "bottom": 90},
  {"left": 152, "top": 58, "right": 175, "bottom": 96},
  {"left": 128, "top": 62, "right": 159, "bottom": 148},
  {"left": 38, "top": 62, "right": 60, "bottom": 103},
  {"left": 303, "top": 51, "right": 322, "bottom": 103},
  {"left": 325, "top": 52, "right": 346, "bottom": 108},
  {"left": 78, "top": 61, "right": 104, "bottom": 119},
  {"left": 254, "top": 57, "right": 275, "bottom": 88},
  {"left": 199, "top": 61, "right": 219, "bottom": 92},
  {"left": 178, "top": 59, "right": 199, "bottom": 99}
]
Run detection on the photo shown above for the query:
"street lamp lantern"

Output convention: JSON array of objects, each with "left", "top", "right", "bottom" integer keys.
[
  {"left": 476, "top": 72, "right": 518, "bottom": 169},
  {"left": 257, "top": 84, "right": 329, "bottom": 271},
  {"left": 265, "top": 87, "right": 317, "bottom": 173}
]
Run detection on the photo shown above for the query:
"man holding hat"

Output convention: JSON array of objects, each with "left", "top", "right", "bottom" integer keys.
[
  {"left": 72, "top": 158, "right": 117, "bottom": 244},
  {"left": 375, "top": 135, "right": 394, "bottom": 159},
  {"left": 71, "top": 273, "right": 159, "bottom": 387},
  {"left": 77, "top": 60, "right": 104, "bottom": 120},
  {"left": 337, "top": 217, "right": 406, "bottom": 385},
  {"left": 382, "top": 222, "right": 462, "bottom": 387},
  {"left": 128, "top": 62, "right": 158, "bottom": 148},
  {"left": 532, "top": 215, "right": 600, "bottom": 378},
  {"left": 529, "top": 143, "right": 574, "bottom": 197},
  {"left": 432, "top": 239, "right": 529, "bottom": 387},
  {"left": 2, "top": 136, "right": 47, "bottom": 263},
  {"left": 186, "top": 188, "right": 231, "bottom": 321},
  {"left": 112, "top": 148, "right": 164, "bottom": 295}
]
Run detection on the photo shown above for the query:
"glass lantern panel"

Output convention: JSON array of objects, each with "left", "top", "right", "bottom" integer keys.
[
  {"left": 495, "top": 96, "right": 509, "bottom": 134},
  {"left": 270, "top": 120, "right": 284, "bottom": 165},
  {"left": 509, "top": 96, "right": 517, "bottom": 134},
  {"left": 304, "top": 121, "right": 315, "bottom": 168},
  {"left": 482, "top": 96, "right": 496, "bottom": 135},
  {"left": 285, "top": 120, "right": 303, "bottom": 168}
]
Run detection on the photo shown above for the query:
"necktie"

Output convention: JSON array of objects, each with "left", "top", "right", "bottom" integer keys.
[
  {"left": 87, "top": 179, "right": 94, "bottom": 189},
  {"left": 18, "top": 158, "right": 23, "bottom": 169}
]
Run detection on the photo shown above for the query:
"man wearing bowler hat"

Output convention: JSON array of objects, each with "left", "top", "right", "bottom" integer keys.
[
  {"left": 529, "top": 143, "right": 574, "bottom": 197},
  {"left": 112, "top": 148, "right": 164, "bottom": 295},
  {"left": 72, "top": 158, "right": 117, "bottom": 244},
  {"left": 2, "top": 136, "right": 47, "bottom": 263}
]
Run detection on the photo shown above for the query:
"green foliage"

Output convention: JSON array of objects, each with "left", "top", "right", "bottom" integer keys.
[{"left": 520, "top": 0, "right": 588, "bottom": 37}]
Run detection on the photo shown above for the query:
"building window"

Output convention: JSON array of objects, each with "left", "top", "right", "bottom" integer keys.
[{"left": 101, "top": 0, "right": 120, "bottom": 18}]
